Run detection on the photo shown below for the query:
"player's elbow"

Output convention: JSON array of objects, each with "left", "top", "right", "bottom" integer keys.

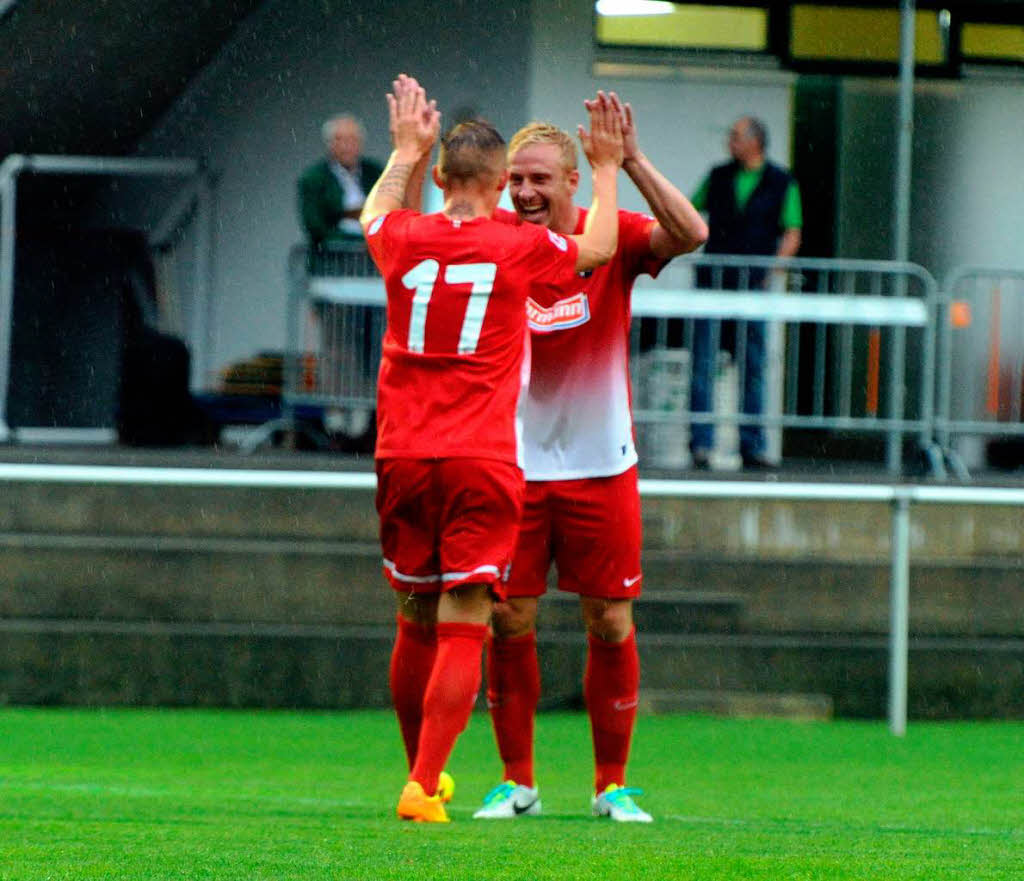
[
  {"left": 594, "top": 238, "right": 617, "bottom": 266},
  {"left": 673, "top": 218, "right": 708, "bottom": 255}
]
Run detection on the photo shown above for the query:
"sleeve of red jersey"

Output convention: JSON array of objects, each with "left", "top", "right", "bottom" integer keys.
[
  {"left": 619, "top": 209, "right": 670, "bottom": 280},
  {"left": 513, "top": 222, "right": 580, "bottom": 291},
  {"left": 363, "top": 209, "right": 416, "bottom": 274}
]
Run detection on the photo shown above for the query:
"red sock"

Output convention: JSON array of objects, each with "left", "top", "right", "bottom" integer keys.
[
  {"left": 584, "top": 628, "right": 640, "bottom": 794},
  {"left": 410, "top": 621, "right": 487, "bottom": 796},
  {"left": 486, "top": 631, "right": 540, "bottom": 787},
  {"left": 389, "top": 615, "right": 437, "bottom": 769}
]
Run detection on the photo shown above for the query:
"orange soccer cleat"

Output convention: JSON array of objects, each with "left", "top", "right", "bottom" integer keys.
[{"left": 396, "top": 781, "right": 450, "bottom": 823}]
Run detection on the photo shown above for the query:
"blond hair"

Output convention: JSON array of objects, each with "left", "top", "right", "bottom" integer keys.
[{"left": 508, "top": 122, "right": 577, "bottom": 172}]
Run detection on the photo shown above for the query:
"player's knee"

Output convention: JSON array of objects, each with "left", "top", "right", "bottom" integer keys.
[
  {"left": 582, "top": 597, "right": 633, "bottom": 643},
  {"left": 491, "top": 598, "right": 537, "bottom": 639},
  {"left": 396, "top": 592, "right": 438, "bottom": 627}
]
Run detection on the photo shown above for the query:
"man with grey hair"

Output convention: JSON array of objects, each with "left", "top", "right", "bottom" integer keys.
[
  {"left": 297, "top": 115, "right": 385, "bottom": 452},
  {"left": 299, "top": 114, "right": 384, "bottom": 245}
]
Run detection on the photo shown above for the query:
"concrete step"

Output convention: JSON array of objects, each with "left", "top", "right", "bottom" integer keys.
[
  {"left": 3, "top": 534, "right": 1022, "bottom": 636},
  {"left": 0, "top": 481, "right": 379, "bottom": 542},
  {"left": 5, "top": 476, "right": 1024, "bottom": 561},
  {"left": 1, "top": 624, "right": 1021, "bottom": 719},
  {"left": 543, "top": 589, "right": 745, "bottom": 634},
  {"left": 0, "top": 534, "right": 387, "bottom": 625},
  {"left": 637, "top": 688, "right": 834, "bottom": 721},
  {"left": 641, "top": 554, "right": 1024, "bottom": 636}
]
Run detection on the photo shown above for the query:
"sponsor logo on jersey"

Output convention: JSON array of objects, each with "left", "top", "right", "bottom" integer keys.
[{"left": 526, "top": 293, "right": 590, "bottom": 333}]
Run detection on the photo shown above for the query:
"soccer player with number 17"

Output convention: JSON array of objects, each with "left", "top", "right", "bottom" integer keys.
[{"left": 360, "top": 74, "right": 624, "bottom": 822}]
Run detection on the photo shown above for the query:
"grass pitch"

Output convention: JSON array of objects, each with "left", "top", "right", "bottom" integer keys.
[{"left": 0, "top": 707, "right": 1020, "bottom": 880}]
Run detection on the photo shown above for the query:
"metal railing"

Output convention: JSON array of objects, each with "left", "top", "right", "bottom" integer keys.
[
  {"left": 935, "top": 267, "right": 1024, "bottom": 478},
  {"left": 239, "top": 242, "right": 383, "bottom": 451},
  {"left": 266, "top": 246, "right": 943, "bottom": 474},
  {"left": 630, "top": 254, "right": 940, "bottom": 475}
]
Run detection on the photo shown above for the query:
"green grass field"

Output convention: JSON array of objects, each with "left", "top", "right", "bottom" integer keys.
[{"left": 0, "top": 708, "right": 1020, "bottom": 880}]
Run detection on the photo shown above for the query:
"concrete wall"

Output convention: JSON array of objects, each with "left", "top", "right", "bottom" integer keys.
[{"left": 836, "top": 76, "right": 1024, "bottom": 277}]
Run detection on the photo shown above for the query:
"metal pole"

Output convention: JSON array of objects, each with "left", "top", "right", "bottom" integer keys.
[
  {"left": 192, "top": 172, "right": 215, "bottom": 392},
  {"left": 887, "top": 0, "right": 916, "bottom": 472},
  {"left": 888, "top": 493, "right": 911, "bottom": 736},
  {"left": 0, "top": 155, "right": 26, "bottom": 442},
  {"left": 23, "top": 155, "right": 199, "bottom": 177},
  {"left": 893, "top": 1, "right": 915, "bottom": 264}
]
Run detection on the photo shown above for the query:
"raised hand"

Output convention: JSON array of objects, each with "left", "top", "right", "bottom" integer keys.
[
  {"left": 577, "top": 90, "right": 624, "bottom": 171},
  {"left": 387, "top": 73, "right": 440, "bottom": 159},
  {"left": 610, "top": 92, "right": 639, "bottom": 161}
]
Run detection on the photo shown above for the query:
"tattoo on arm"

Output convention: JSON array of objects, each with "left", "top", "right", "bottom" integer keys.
[{"left": 376, "top": 162, "right": 415, "bottom": 205}]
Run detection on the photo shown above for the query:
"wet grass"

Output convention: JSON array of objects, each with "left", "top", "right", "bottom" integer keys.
[{"left": 0, "top": 708, "right": 1020, "bottom": 880}]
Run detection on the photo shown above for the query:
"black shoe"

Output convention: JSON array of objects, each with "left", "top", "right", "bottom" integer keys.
[
  {"left": 741, "top": 452, "right": 778, "bottom": 471},
  {"left": 691, "top": 449, "right": 711, "bottom": 470}
]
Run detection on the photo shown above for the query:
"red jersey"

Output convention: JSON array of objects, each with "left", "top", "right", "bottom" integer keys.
[
  {"left": 494, "top": 208, "right": 665, "bottom": 479},
  {"left": 365, "top": 209, "right": 580, "bottom": 464}
]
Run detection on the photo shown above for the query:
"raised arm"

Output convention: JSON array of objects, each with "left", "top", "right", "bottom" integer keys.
[
  {"left": 400, "top": 83, "right": 441, "bottom": 212},
  {"left": 360, "top": 74, "right": 440, "bottom": 229},
  {"left": 596, "top": 92, "right": 708, "bottom": 259},
  {"left": 570, "top": 91, "right": 623, "bottom": 272}
]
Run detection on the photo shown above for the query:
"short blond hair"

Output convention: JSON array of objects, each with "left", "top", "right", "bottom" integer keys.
[{"left": 508, "top": 122, "right": 577, "bottom": 172}]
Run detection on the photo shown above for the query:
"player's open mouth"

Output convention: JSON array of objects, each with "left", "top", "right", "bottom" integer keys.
[{"left": 517, "top": 203, "right": 548, "bottom": 223}]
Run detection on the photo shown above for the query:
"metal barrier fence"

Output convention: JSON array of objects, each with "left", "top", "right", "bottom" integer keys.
[
  {"left": 936, "top": 267, "right": 1024, "bottom": 478},
  {"left": 630, "top": 254, "right": 939, "bottom": 475},
  {"left": 269, "top": 246, "right": 942, "bottom": 474},
  {"left": 240, "top": 242, "right": 382, "bottom": 451}
]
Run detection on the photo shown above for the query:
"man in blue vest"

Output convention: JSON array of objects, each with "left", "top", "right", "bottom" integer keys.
[{"left": 690, "top": 116, "right": 802, "bottom": 470}]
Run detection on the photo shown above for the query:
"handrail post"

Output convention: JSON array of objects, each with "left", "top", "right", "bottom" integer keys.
[
  {"left": 0, "top": 155, "right": 26, "bottom": 442},
  {"left": 888, "top": 492, "right": 911, "bottom": 735}
]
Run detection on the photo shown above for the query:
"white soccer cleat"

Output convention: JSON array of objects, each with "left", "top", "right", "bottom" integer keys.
[
  {"left": 591, "top": 784, "right": 653, "bottom": 823},
  {"left": 472, "top": 780, "right": 542, "bottom": 819}
]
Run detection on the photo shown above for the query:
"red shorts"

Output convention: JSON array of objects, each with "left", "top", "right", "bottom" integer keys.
[
  {"left": 375, "top": 458, "right": 524, "bottom": 599},
  {"left": 506, "top": 466, "right": 642, "bottom": 599}
]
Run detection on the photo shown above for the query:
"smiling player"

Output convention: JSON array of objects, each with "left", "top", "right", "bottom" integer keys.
[{"left": 476, "top": 95, "right": 707, "bottom": 823}]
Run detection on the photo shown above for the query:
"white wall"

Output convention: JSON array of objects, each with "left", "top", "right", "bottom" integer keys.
[
  {"left": 132, "top": 0, "right": 531, "bottom": 382},
  {"left": 837, "top": 76, "right": 1024, "bottom": 279},
  {"left": 836, "top": 75, "right": 1024, "bottom": 443}
]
